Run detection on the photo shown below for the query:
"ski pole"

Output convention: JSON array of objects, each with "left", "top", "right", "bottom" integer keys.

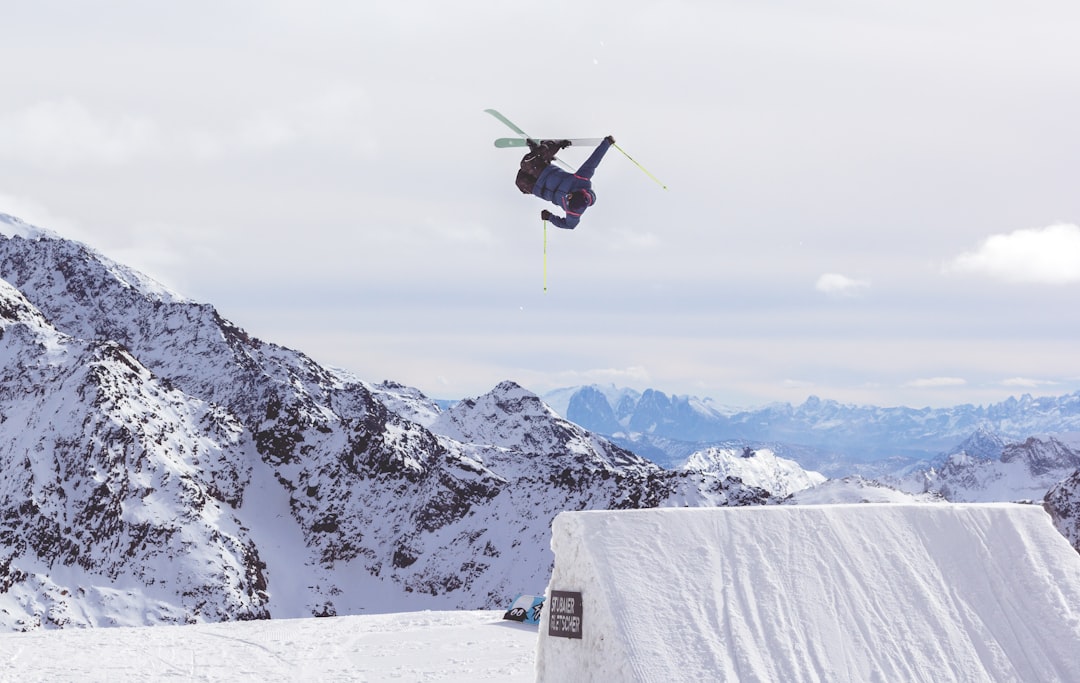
[
  {"left": 540, "top": 216, "right": 548, "bottom": 291},
  {"left": 612, "top": 142, "right": 668, "bottom": 190}
]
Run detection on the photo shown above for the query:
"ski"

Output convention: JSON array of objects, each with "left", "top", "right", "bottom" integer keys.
[
  {"left": 494, "top": 137, "right": 605, "bottom": 149},
  {"left": 484, "top": 108, "right": 572, "bottom": 170},
  {"left": 484, "top": 108, "right": 531, "bottom": 138}
]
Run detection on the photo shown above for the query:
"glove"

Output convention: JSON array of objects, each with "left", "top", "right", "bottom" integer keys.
[
  {"left": 541, "top": 210, "right": 553, "bottom": 221},
  {"left": 605, "top": 135, "right": 616, "bottom": 145}
]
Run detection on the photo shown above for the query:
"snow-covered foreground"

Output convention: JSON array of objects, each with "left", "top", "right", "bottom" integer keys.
[
  {"left": 5, "top": 503, "right": 1080, "bottom": 682},
  {"left": 0, "top": 611, "right": 537, "bottom": 682}
]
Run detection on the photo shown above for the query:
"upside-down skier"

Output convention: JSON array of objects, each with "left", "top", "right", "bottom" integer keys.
[{"left": 515, "top": 135, "right": 615, "bottom": 229}]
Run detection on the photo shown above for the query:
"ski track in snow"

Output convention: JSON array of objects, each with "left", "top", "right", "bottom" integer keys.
[{"left": 0, "top": 611, "right": 537, "bottom": 682}]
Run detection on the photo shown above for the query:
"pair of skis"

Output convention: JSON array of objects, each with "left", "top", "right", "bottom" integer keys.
[
  {"left": 484, "top": 108, "right": 668, "bottom": 190},
  {"left": 493, "top": 137, "right": 605, "bottom": 149}
]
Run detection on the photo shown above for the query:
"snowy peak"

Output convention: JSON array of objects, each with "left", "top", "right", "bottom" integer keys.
[
  {"left": 362, "top": 379, "right": 442, "bottom": 428},
  {"left": 0, "top": 213, "right": 57, "bottom": 240},
  {"left": 682, "top": 446, "right": 826, "bottom": 497},
  {"left": 1045, "top": 469, "right": 1080, "bottom": 553},
  {"left": 945, "top": 426, "right": 1012, "bottom": 462},
  {"left": 432, "top": 381, "right": 622, "bottom": 460},
  {"left": 1001, "top": 436, "right": 1080, "bottom": 476},
  {"left": 541, "top": 383, "right": 641, "bottom": 421},
  {"left": 565, "top": 385, "right": 622, "bottom": 434},
  {"left": 915, "top": 435, "right": 1080, "bottom": 503},
  {"left": 0, "top": 225, "right": 187, "bottom": 308}
]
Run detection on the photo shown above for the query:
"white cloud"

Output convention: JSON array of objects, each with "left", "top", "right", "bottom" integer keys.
[
  {"left": 427, "top": 218, "right": 495, "bottom": 245},
  {"left": 0, "top": 195, "right": 91, "bottom": 242},
  {"left": 236, "top": 85, "right": 372, "bottom": 153},
  {"left": 815, "top": 273, "right": 870, "bottom": 296},
  {"left": 945, "top": 223, "right": 1080, "bottom": 284},
  {"left": 1000, "top": 377, "right": 1059, "bottom": 389},
  {"left": 905, "top": 377, "right": 967, "bottom": 388},
  {"left": 0, "top": 85, "right": 373, "bottom": 169},
  {"left": 609, "top": 230, "right": 660, "bottom": 251},
  {"left": 555, "top": 366, "right": 652, "bottom": 386},
  {"left": 0, "top": 99, "right": 159, "bottom": 167}
]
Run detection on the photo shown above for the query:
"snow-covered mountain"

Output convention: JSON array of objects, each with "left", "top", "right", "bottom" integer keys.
[
  {"left": 901, "top": 434, "right": 1080, "bottom": 504},
  {"left": 1045, "top": 466, "right": 1080, "bottom": 553},
  {"left": 0, "top": 276, "right": 268, "bottom": 629},
  {"left": 681, "top": 446, "right": 826, "bottom": 497},
  {"left": 0, "top": 214, "right": 773, "bottom": 630}
]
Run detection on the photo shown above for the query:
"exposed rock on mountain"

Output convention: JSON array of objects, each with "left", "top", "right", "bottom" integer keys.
[
  {"left": 914, "top": 435, "right": 1080, "bottom": 503},
  {"left": 0, "top": 278, "right": 267, "bottom": 629},
  {"left": 1045, "top": 469, "right": 1080, "bottom": 553},
  {"left": 0, "top": 214, "right": 773, "bottom": 630},
  {"left": 1002, "top": 436, "right": 1080, "bottom": 476}
]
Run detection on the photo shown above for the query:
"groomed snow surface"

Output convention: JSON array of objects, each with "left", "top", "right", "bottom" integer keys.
[
  {"left": 538, "top": 504, "right": 1080, "bottom": 682},
  {"left": 3, "top": 503, "right": 1080, "bottom": 682},
  {"left": 0, "top": 611, "right": 538, "bottom": 682}
]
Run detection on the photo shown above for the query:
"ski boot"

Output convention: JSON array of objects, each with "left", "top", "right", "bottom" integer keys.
[{"left": 531, "top": 139, "right": 571, "bottom": 163}]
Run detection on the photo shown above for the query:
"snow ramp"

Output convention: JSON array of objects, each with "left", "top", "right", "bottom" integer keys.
[{"left": 536, "top": 504, "right": 1080, "bottom": 682}]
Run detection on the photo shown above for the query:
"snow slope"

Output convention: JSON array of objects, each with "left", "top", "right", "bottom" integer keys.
[
  {"left": 0, "top": 610, "right": 537, "bottom": 682},
  {"left": 537, "top": 504, "right": 1080, "bottom": 682}
]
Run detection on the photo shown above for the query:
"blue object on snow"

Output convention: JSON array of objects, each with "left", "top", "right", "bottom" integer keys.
[{"left": 503, "top": 594, "right": 546, "bottom": 625}]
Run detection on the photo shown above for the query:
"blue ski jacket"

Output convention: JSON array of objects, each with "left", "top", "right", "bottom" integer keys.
[{"left": 533, "top": 138, "right": 613, "bottom": 229}]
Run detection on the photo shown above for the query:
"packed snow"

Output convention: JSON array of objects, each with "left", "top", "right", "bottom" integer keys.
[
  {"left": 537, "top": 503, "right": 1080, "bottom": 682},
  {"left": 5, "top": 503, "right": 1080, "bottom": 681},
  {"left": 0, "top": 611, "right": 537, "bottom": 682}
]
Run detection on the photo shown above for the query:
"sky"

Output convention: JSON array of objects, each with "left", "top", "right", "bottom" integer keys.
[{"left": 2, "top": 0, "right": 1079, "bottom": 410}]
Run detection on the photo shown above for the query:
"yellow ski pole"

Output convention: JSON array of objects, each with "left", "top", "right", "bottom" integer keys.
[
  {"left": 612, "top": 142, "right": 668, "bottom": 190},
  {"left": 543, "top": 216, "right": 548, "bottom": 292}
]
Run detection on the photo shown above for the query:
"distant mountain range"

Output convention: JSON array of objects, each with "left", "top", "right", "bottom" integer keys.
[
  {"left": 541, "top": 385, "right": 1080, "bottom": 549},
  {"left": 543, "top": 384, "right": 1080, "bottom": 475}
]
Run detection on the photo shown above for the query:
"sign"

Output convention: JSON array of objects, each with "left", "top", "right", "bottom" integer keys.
[
  {"left": 503, "top": 594, "right": 545, "bottom": 625},
  {"left": 547, "top": 590, "right": 583, "bottom": 639}
]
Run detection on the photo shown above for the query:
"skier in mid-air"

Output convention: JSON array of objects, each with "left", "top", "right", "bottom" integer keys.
[{"left": 515, "top": 135, "right": 615, "bottom": 229}]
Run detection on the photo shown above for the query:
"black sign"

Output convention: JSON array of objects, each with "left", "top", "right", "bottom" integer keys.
[{"left": 547, "top": 590, "right": 583, "bottom": 639}]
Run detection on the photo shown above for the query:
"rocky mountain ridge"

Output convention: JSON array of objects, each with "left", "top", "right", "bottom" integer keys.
[
  {"left": 904, "top": 434, "right": 1080, "bottom": 504},
  {"left": 0, "top": 214, "right": 775, "bottom": 630}
]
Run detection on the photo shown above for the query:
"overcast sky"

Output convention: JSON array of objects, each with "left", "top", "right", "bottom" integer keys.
[{"left": 2, "top": 1, "right": 1079, "bottom": 409}]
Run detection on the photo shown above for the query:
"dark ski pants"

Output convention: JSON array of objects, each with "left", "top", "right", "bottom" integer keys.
[
  {"left": 516, "top": 154, "right": 548, "bottom": 194},
  {"left": 515, "top": 141, "right": 560, "bottom": 194}
]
